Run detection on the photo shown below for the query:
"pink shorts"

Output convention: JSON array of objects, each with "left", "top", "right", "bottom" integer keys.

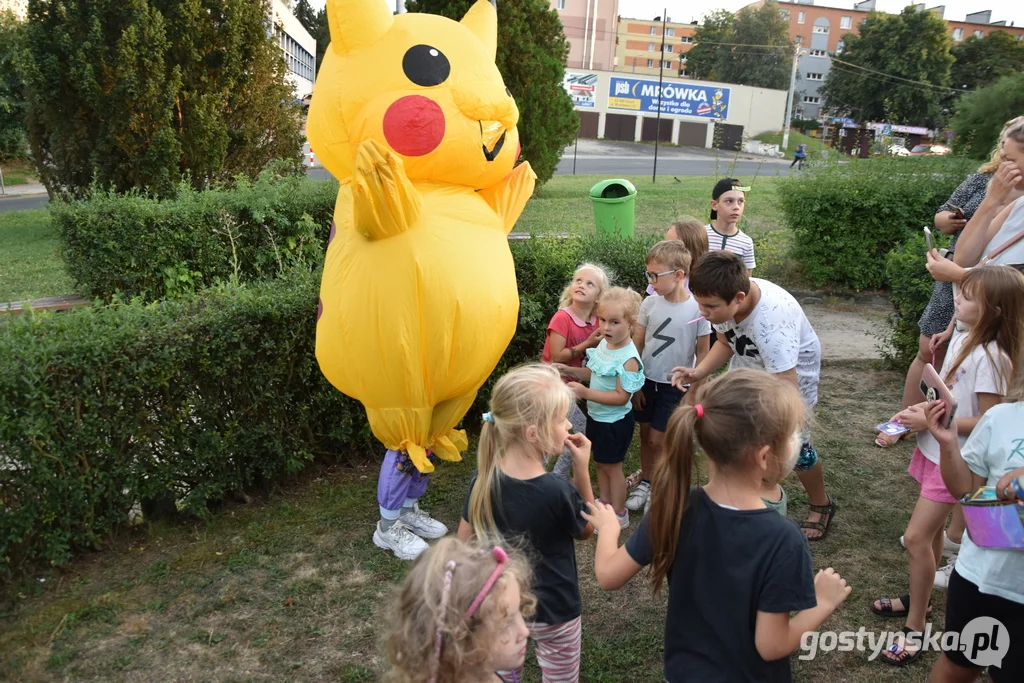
[{"left": 908, "top": 447, "right": 957, "bottom": 504}]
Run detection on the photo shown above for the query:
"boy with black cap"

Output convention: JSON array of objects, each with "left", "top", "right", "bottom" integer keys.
[{"left": 706, "top": 178, "right": 755, "bottom": 272}]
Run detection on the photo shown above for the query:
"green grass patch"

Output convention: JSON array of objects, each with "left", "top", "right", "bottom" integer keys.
[
  {"left": 0, "top": 209, "right": 73, "bottom": 302},
  {"left": 754, "top": 129, "right": 829, "bottom": 157},
  {"left": 518, "top": 174, "right": 785, "bottom": 237},
  {"left": 0, "top": 159, "right": 38, "bottom": 186},
  {"left": 0, "top": 363, "right": 937, "bottom": 682}
]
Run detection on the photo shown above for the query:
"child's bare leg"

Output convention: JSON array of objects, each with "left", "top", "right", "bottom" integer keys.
[
  {"left": 947, "top": 504, "right": 965, "bottom": 544},
  {"left": 606, "top": 462, "right": 627, "bottom": 513},
  {"left": 596, "top": 465, "right": 610, "bottom": 504},
  {"left": 638, "top": 422, "right": 654, "bottom": 481},
  {"left": 905, "top": 498, "right": 953, "bottom": 631}
]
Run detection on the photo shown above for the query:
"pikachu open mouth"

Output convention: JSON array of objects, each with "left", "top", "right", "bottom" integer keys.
[{"left": 480, "top": 120, "right": 507, "bottom": 162}]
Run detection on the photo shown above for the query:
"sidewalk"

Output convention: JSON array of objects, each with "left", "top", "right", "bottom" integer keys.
[{"left": 0, "top": 182, "right": 47, "bottom": 198}]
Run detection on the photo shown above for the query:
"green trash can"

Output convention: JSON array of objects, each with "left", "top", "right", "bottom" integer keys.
[{"left": 589, "top": 179, "right": 637, "bottom": 238}]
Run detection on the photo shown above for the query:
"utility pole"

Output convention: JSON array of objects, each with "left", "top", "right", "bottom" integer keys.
[
  {"left": 782, "top": 42, "right": 803, "bottom": 152},
  {"left": 652, "top": 10, "right": 667, "bottom": 183}
]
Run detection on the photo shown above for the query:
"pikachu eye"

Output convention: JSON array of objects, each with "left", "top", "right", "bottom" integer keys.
[{"left": 402, "top": 45, "right": 450, "bottom": 87}]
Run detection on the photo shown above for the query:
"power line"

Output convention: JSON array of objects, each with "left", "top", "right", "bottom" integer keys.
[
  {"left": 825, "top": 61, "right": 955, "bottom": 96},
  {"left": 829, "top": 56, "right": 958, "bottom": 93}
]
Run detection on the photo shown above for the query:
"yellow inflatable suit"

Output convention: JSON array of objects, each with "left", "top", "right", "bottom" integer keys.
[{"left": 308, "top": 0, "right": 535, "bottom": 474}]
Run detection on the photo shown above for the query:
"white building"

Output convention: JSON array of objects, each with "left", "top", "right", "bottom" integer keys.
[
  {"left": 0, "top": 0, "right": 28, "bottom": 19},
  {"left": 270, "top": 0, "right": 316, "bottom": 99}
]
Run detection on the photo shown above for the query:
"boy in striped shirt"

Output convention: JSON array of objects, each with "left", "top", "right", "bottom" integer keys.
[{"left": 705, "top": 178, "right": 755, "bottom": 272}]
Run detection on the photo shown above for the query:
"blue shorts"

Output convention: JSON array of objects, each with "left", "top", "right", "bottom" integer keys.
[
  {"left": 587, "top": 414, "right": 635, "bottom": 465},
  {"left": 633, "top": 379, "right": 685, "bottom": 432}
]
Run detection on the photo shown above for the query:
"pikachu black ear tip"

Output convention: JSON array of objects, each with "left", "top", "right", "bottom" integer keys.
[{"left": 488, "top": 0, "right": 496, "bottom": 8}]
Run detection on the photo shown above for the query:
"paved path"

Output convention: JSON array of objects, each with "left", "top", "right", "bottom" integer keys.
[{"left": 798, "top": 295, "right": 890, "bottom": 361}]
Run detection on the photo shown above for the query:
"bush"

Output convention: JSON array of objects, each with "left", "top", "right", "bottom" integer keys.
[
  {"left": 881, "top": 233, "right": 952, "bottom": 368},
  {"left": 777, "top": 156, "right": 976, "bottom": 290},
  {"left": 53, "top": 172, "right": 337, "bottom": 301},
  {"left": 0, "top": 267, "right": 372, "bottom": 575}
]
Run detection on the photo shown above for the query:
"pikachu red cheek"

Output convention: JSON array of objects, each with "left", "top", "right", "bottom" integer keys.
[{"left": 382, "top": 95, "right": 446, "bottom": 157}]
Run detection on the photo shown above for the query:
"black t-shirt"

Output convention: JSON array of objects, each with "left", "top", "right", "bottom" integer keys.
[
  {"left": 625, "top": 488, "right": 816, "bottom": 682},
  {"left": 462, "top": 470, "right": 589, "bottom": 625}
]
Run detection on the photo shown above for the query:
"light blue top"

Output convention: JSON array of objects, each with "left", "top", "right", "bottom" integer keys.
[
  {"left": 953, "top": 403, "right": 1024, "bottom": 604},
  {"left": 584, "top": 340, "right": 645, "bottom": 423}
]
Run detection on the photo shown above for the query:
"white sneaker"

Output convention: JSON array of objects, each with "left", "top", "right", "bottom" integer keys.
[
  {"left": 899, "top": 532, "right": 960, "bottom": 558},
  {"left": 934, "top": 558, "right": 956, "bottom": 590},
  {"left": 373, "top": 520, "right": 429, "bottom": 560},
  {"left": 399, "top": 503, "right": 449, "bottom": 539},
  {"left": 625, "top": 481, "right": 651, "bottom": 511},
  {"left": 617, "top": 510, "right": 629, "bottom": 529}
]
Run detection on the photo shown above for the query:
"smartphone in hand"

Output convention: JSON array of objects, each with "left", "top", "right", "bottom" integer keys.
[
  {"left": 923, "top": 226, "right": 935, "bottom": 252},
  {"left": 950, "top": 205, "right": 965, "bottom": 220}
]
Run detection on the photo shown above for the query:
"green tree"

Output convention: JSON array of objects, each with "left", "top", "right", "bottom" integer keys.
[
  {"left": 713, "top": 2, "right": 792, "bottom": 90},
  {"left": 21, "top": 0, "right": 303, "bottom": 198},
  {"left": 405, "top": 0, "right": 577, "bottom": 185},
  {"left": 686, "top": 9, "right": 734, "bottom": 81},
  {"left": 947, "top": 31, "right": 1024, "bottom": 107},
  {"left": 0, "top": 10, "right": 28, "bottom": 160},
  {"left": 820, "top": 7, "right": 953, "bottom": 127},
  {"left": 294, "top": 0, "right": 329, "bottom": 74},
  {"left": 951, "top": 71, "right": 1024, "bottom": 158}
]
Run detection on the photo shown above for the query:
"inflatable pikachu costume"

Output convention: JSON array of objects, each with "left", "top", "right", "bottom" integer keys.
[{"left": 308, "top": 0, "right": 534, "bottom": 558}]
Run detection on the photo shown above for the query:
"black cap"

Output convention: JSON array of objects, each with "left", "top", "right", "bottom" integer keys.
[{"left": 710, "top": 178, "right": 750, "bottom": 220}]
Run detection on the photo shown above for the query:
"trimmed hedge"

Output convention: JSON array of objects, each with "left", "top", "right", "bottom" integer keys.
[
  {"left": 52, "top": 171, "right": 338, "bottom": 301},
  {"left": 882, "top": 232, "right": 953, "bottom": 368},
  {"left": 1, "top": 233, "right": 683, "bottom": 575},
  {"left": 778, "top": 156, "right": 976, "bottom": 290}
]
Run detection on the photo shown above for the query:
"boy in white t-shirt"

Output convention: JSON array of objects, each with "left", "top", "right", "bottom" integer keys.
[
  {"left": 626, "top": 241, "right": 711, "bottom": 513},
  {"left": 671, "top": 251, "right": 834, "bottom": 539},
  {"left": 706, "top": 178, "right": 756, "bottom": 272}
]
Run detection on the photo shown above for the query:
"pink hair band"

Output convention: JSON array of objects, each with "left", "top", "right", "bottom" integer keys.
[{"left": 465, "top": 546, "right": 509, "bottom": 618}]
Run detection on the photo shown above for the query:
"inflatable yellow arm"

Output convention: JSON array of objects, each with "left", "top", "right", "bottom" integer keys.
[{"left": 352, "top": 140, "right": 422, "bottom": 241}]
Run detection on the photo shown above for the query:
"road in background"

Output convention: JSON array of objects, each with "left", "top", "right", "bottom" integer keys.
[{"left": 1, "top": 140, "right": 795, "bottom": 213}]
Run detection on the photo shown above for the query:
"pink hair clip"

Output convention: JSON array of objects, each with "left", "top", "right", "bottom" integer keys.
[{"left": 466, "top": 547, "right": 509, "bottom": 618}]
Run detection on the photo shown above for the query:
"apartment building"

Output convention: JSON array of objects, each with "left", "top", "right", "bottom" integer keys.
[
  {"left": 613, "top": 16, "right": 698, "bottom": 78},
  {"left": 270, "top": 0, "right": 317, "bottom": 99},
  {"left": 549, "top": 0, "right": 620, "bottom": 71},
  {"left": 750, "top": 1, "right": 1024, "bottom": 120}
]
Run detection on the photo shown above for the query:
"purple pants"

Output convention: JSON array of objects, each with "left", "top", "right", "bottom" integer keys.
[{"left": 377, "top": 449, "right": 431, "bottom": 512}]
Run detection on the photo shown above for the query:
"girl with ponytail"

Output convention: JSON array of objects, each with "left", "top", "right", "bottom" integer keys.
[
  {"left": 582, "top": 369, "right": 852, "bottom": 682},
  {"left": 457, "top": 363, "right": 595, "bottom": 683}
]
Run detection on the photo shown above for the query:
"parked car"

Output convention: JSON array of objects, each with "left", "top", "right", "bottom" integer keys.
[
  {"left": 888, "top": 145, "right": 911, "bottom": 156},
  {"left": 909, "top": 144, "right": 951, "bottom": 156}
]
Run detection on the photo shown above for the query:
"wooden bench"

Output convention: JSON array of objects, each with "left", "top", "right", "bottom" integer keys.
[{"left": 0, "top": 295, "right": 90, "bottom": 315}]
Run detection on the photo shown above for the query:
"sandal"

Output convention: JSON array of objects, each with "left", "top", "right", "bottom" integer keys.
[
  {"left": 870, "top": 593, "right": 932, "bottom": 618},
  {"left": 800, "top": 495, "right": 836, "bottom": 542},
  {"left": 874, "top": 431, "right": 909, "bottom": 448},
  {"left": 880, "top": 628, "right": 924, "bottom": 667}
]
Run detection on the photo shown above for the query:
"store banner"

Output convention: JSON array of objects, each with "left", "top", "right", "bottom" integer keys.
[{"left": 608, "top": 77, "right": 729, "bottom": 119}]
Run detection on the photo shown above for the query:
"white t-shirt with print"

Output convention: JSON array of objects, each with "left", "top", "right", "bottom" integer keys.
[
  {"left": 713, "top": 279, "right": 821, "bottom": 407},
  {"left": 916, "top": 330, "right": 1009, "bottom": 463},
  {"left": 953, "top": 402, "right": 1024, "bottom": 604}
]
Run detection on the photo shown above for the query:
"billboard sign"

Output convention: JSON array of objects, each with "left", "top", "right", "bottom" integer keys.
[
  {"left": 607, "top": 77, "right": 729, "bottom": 119},
  {"left": 563, "top": 72, "right": 597, "bottom": 108}
]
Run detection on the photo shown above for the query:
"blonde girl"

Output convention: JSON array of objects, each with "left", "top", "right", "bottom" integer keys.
[
  {"left": 458, "top": 364, "right": 595, "bottom": 683},
  {"left": 557, "top": 287, "right": 645, "bottom": 529},
  {"left": 582, "top": 369, "right": 851, "bottom": 681},
  {"left": 542, "top": 263, "right": 611, "bottom": 479},
  {"left": 384, "top": 538, "right": 535, "bottom": 683},
  {"left": 872, "top": 265, "right": 1024, "bottom": 667}
]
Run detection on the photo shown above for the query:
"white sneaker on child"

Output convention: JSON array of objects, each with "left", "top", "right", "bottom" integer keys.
[
  {"left": 373, "top": 520, "right": 429, "bottom": 561},
  {"left": 934, "top": 558, "right": 956, "bottom": 590},
  {"left": 399, "top": 503, "right": 448, "bottom": 539},
  {"left": 626, "top": 481, "right": 651, "bottom": 511},
  {"left": 617, "top": 510, "right": 630, "bottom": 529}
]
